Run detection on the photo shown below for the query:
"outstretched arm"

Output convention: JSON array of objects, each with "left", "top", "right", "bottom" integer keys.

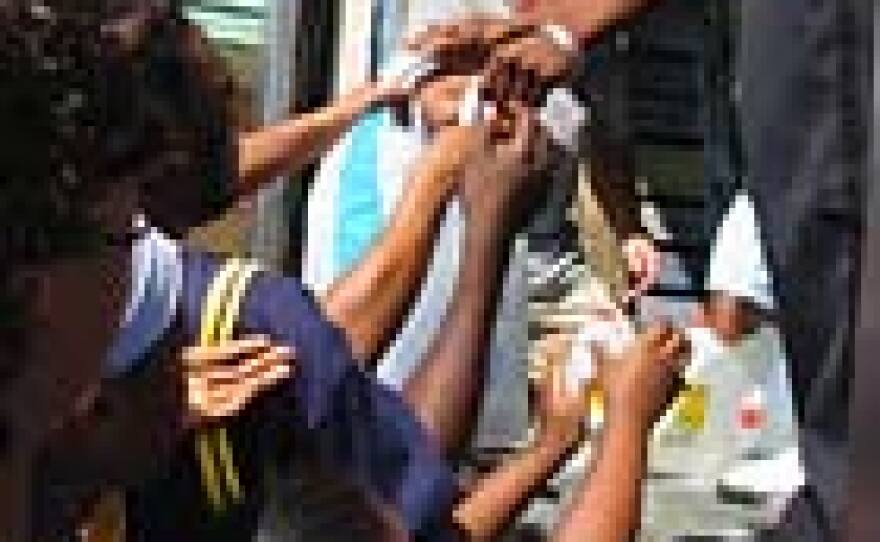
[
  {"left": 400, "top": 106, "right": 548, "bottom": 453},
  {"left": 319, "top": 124, "right": 490, "bottom": 363},
  {"left": 553, "top": 325, "right": 686, "bottom": 542},
  {"left": 237, "top": 83, "right": 391, "bottom": 194},
  {"left": 554, "top": 415, "right": 649, "bottom": 542}
]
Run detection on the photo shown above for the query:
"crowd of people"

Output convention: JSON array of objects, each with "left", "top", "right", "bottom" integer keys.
[{"left": 0, "top": 0, "right": 868, "bottom": 540}]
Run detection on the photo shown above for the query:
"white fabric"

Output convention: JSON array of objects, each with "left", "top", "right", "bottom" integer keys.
[
  {"left": 708, "top": 190, "right": 775, "bottom": 311},
  {"left": 540, "top": 87, "right": 588, "bottom": 151},
  {"left": 377, "top": 51, "right": 438, "bottom": 94},
  {"left": 538, "top": 218, "right": 799, "bottom": 537}
]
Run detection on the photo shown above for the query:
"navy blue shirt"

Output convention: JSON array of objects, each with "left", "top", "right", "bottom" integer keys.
[{"left": 124, "top": 251, "right": 457, "bottom": 540}]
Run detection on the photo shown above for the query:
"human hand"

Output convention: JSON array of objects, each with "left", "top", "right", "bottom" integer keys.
[
  {"left": 621, "top": 235, "right": 661, "bottom": 302},
  {"left": 534, "top": 333, "right": 589, "bottom": 447},
  {"left": 411, "top": 74, "right": 476, "bottom": 132},
  {"left": 481, "top": 32, "right": 575, "bottom": 107},
  {"left": 415, "top": 122, "right": 494, "bottom": 183},
  {"left": 691, "top": 292, "right": 762, "bottom": 347},
  {"left": 182, "top": 336, "right": 294, "bottom": 423},
  {"left": 598, "top": 324, "right": 688, "bottom": 434},
  {"left": 403, "top": 14, "right": 538, "bottom": 74},
  {"left": 457, "top": 102, "right": 551, "bottom": 225}
]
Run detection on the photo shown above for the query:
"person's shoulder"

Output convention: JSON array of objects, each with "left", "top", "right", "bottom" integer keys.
[{"left": 177, "top": 250, "right": 318, "bottom": 333}]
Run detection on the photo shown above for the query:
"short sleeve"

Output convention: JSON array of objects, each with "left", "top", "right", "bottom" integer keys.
[{"left": 178, "top": 252, "right": 456, "bottom": 535}]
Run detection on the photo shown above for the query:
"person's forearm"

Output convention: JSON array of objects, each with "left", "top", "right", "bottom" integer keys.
[
  {"left": 319, "top": 166, "right": 454, "bottom": 363},
  {"left": 401, "top": 205, "right": 511, "bottom": 452},
  {"left": 237, "top": 83, "right": 385, "bottom": 194},
  {"left": 320, "top": 125, "right": 484, "bottom": 365},
  {"left": 516, "top": 0, "right": 657, "bottom": 45},
  {"left": 553, "top": 418, "right": 648, "bottom": 542},
  {"left": 454, "top": 437, "right": 572, "bottom": 541}
]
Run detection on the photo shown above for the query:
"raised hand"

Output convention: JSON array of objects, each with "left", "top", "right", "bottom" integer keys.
[
  {"left": 597, "top": 324, "right": 689, "bottom": 433},
  {"left": 481, "top": 32, "right": 576, "bottom": 107},
  {"left": 533, "top": 333, "right": 589, "bottom": 447},
  {"left": 691, "top": 292, "right": 763, "bottom": 347},
  {"left": 403, "top": 14, "right": 538, "bottom": 73},
  {"left": 182, "top": 336, "right": 294, "bottom": 423},
  {"left": 457, "top": 102, "right": 551, "bottom": 227},
  {"left": 621, "top": 235, "right": 662, "bottom": 302},
  {"left": 403, "top": 16, "right": 575, "bottom": 107}
]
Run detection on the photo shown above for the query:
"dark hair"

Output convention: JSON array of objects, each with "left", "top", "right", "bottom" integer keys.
[{"left": 0, "top": 0, "right": 237, "bottom": 374}]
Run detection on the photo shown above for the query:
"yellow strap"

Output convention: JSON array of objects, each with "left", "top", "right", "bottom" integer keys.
[
  {"left": 195, "top": 258, "right": 261, "bottom": 511},
  {"left": 217, "top": 262, "right": 261, "bottom": 343},
  {"left": 199, "top": 260, "right": 242, "bottom": 345},
  {"left": 196, "top": 432, "right": 225, "bottom": 511},
  {"left": 214, "top": 426, "right": 242, "bottom": 502},
  {"left": 211, "top": 260, "right": 259, "bottom": 503},
  {"left": 196, "top": 260, "right": 242, "bottom": 511}
]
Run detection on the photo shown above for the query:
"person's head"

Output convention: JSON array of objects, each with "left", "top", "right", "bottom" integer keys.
[
  {"left": 0, "top": 0, "right": 238, "bottom": 366},
  {"left": 0, "top": 0, "right": 238, "bottom": 245}
]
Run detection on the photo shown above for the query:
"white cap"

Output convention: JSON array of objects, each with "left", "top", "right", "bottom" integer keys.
[{"left": 707, "top": 191, "right": 775, "bottom": 311}]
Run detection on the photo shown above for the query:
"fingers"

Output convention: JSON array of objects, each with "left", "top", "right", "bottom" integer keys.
[
  {"left": 622, "top": 236, "right": 661, "bottom": 301},
  {"left": 488, "top": 101, "right": 541, "bottom": 164},
  {"left": 187, "top": 344, "right": 295, "bottom": 421},
  {"left": 482, "top": 58, "right": 540, "bottom": 108},
  {"left": 198, "top": 345, "right": 293, "bottom": 384},
  {"left": 182, "top": 335, "right": 273, "bottom": 368},
  {"left": 482, "top": 40, "right": 548, "bottom": 107},
  {"left": 660, "top": 329, "right": 689, "bottom": 368},
  {"left": 403, "top": 16, "right": 534, "bottom": 53},
  {"left": 639, "top": 322, "right": 674, "bottom": 349},
  {"left": 536, "top": 332, "right": 573, "bottom": 367},
  {"left": 589, "top": 342, "right": 609, "bottom": 390},
  {"left": 643, "top": 323, "right": 688, "bottom": 363},
  {"left": 500, "top": 101, "right": 535, "bottom": 149},
  {"left": 197, "top": 362, "right": 292, "bottom": 420}
]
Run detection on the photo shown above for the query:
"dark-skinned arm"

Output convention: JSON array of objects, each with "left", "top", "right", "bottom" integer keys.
[
  {"left": 319, "top": 125, "right": 490, "bottom": 364},
  {"left": 553, "top": 325, "right": 686, "bottom": 542}
]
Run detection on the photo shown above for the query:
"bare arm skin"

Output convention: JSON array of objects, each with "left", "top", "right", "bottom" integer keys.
[
  {"left": 319, "top": 124, "right": 490, "bottom": 364},
  {"left": 400, "top": 107, "right": 546, "bottom": 453},
  {"left": 399, "top": 192, "right": 510, "bottom": 453},
  {"left": 553, "top": 417, "right": 648, "bottom": 542},
  {"left": 236, "top": 83, "right": 389, "bottom": 195},
  {"left": 514, "top": 0, "right": 657, "bottom": 45},
  {"left": 552, "top": 325, "right": 687, "bottom": 542},
  {"left": 455, "top": 437, "right": 576, "bottom": 541},
  {"left": 453, "top": 335, "right": 586, "bottom": 541}
]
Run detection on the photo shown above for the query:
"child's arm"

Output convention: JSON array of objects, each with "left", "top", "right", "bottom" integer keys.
[{"left": 452, "top": 335, "right": 586, "bottom": 541}]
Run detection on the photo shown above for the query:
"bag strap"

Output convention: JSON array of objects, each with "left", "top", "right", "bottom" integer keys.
[{"left": 195, "top": 258, "right": 262, "bottom": 512}]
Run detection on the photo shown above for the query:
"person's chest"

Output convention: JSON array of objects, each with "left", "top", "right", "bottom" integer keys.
[{"left": 6, "top": 249, "right": 199, "bottom": 528}]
